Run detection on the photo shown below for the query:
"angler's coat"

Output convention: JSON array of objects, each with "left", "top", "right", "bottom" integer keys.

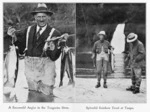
[{"left": 14, "top": 24, "right": 61, "bottom": 60}]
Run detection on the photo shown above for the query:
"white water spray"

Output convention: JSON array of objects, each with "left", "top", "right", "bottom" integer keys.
[
  {"left": 111, "top": 24, "right": 125, "bottom": 54},
  {"left": 111, "top": 24, "right": 126, "bottom": 75}
]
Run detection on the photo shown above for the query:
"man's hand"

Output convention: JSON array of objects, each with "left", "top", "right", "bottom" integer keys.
[
  {"left": 124, "top": 54, "right": 130, "bottom": 63},
  {"left": 124, "top": 58, "right": 128, "bottom": 63},
  {"left": 63, "top": 46, "right": 70, "bottom": 53},
  {"left": 91, "top": 54, "right": 95, "bottom": 59},
  {"left": 62, "top": 33, "right": 69, "bottom": 40},
  {"left": 110, "top": 47, "right": 114, "bottom": 53},
  {"left": 47, "top": 41, "right": 55, "bottom": 51},
  {"left": 7, "top": 27, "right": 16, "bottom": 37}
]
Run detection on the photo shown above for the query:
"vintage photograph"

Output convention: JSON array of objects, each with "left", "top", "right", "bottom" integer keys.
[
  {"left": 76, "top": 3, "right": 146, "bottom": 103},
  {"left": 3, "top": 3, "right": 76, "bottom": 102},
  {"left": 3, "top": 2, "right": 146, "bottom": 104}
]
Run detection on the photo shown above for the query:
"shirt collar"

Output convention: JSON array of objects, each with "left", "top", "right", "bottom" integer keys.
[
  {"left": 36, "top": 24, "right": 47, "bottom": 32},
  {"left": 99, "top": 39, "right": 105, "bottom": 43}
]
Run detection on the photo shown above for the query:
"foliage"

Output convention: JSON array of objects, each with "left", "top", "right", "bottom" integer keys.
[
  {"left": 4, "top": 3, "right": 76, "bottom": 34},
  {"left": 76, "top": 3, "right": 146, "bottom": 52},
  {"left": 3, "top": 3, "right": 146, "bottom": 50}
]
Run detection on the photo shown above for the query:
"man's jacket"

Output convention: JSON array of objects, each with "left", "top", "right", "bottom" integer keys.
[
  {"left": 5, "top": 24, "right": 62, "bottom": 61},
  {"left": 92, "top": 40, "right": 111, "bottom": 54},
  {"left": 129, "top": 40, "right": 145, "bottom": 68}
]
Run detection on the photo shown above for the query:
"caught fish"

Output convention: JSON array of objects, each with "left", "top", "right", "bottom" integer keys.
[
  {"left": 59, "top": 47, "right": 75, "bottom": 87},
  {"left": 4, "top": 45, "right": 18, "bottom": 87}
]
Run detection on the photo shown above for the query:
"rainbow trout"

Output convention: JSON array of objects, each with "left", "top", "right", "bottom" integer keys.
[{"left": 4, "top": 45, "right": 18, "bottom": 87}]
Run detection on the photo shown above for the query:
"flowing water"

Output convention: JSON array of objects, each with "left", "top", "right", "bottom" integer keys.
[
  {"left": 111, "top": 23, "right": 125, "bottom": 54},
  {"left": 3, "top": 54, "right": 75, "bottom": 103},
  {"left": 111, "top": 23, "right": 126, "bottom": 74}
]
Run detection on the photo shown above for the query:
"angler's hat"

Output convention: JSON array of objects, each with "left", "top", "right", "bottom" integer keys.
[
  {"left": 98, "top": 31, "right": 106, "bottom": 36},
  {"left": 127, "top": 33, "right": 138, "bottom": 43},
  {"left": 31, "top": 3, "right": 53, "bottom": 16}
]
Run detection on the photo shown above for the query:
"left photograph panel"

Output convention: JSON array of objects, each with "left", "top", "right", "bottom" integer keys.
[{"left": 3, "top": 3, "right": 76, "bottom": 103}]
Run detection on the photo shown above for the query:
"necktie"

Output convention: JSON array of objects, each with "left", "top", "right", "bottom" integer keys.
[{"left": 36, "top": 27, "right": 42, "bottom": 40}]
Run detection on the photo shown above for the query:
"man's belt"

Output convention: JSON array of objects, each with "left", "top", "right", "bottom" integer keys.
[{"left": 96, "top": 51, "right": 108, "bottom": 54}]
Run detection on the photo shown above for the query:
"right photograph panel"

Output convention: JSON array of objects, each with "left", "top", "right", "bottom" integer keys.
[{"left": 75, "top": 3, "right": 146, "bottom": 103}]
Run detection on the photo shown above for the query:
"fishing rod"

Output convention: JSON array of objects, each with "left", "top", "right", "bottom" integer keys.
[{"left": 45, "top": 34, "right": 75, "bottom": 42}]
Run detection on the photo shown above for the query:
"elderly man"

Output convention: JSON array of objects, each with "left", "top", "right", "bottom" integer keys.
[
  {"left": 126, "top": 33, "right": 145, "bottom": 94},
  {"left": 92, "top": 31, "right": 112, "bottom": 88},
  {"left": 6, "top": 3, "right": 68, "bottom": 96}
]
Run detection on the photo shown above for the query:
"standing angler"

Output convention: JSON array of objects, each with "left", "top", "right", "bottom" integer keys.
[
  {"left": 126, "top": 33, "right": 145, "bottom": 94},
  {"left": 6, "top": 3, "right": 68, "bottom": 96},
  {"left": 92, "top": 31, "right": 112, "bottom": 88}
]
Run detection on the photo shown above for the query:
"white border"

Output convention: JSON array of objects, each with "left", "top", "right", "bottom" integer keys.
[{"left": 0, "top": 0, "right": 150, "bottom": 112}]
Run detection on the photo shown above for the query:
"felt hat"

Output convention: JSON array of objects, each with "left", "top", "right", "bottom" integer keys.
[
  {"left": 127, "top": 33, "right": 138, "bottom": 43},
  {"left": 31, "top": 3, "right": 53, "bottom": 16}
]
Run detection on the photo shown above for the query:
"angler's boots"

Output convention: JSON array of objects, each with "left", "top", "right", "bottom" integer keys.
[
  {"left": 103, "top": 82, "right": 108, "bottom": 88},
  {"left": 126, "top": 85, "right": 135, "bottom": 91},
  {"left": 133, "top": 87, "right": 140, "bottom": 94},
  {"left": 68, "top": 79, "right": 75, "bottom": 86},
  {"left": 59, "top": 81, "right": 63, "bottom": 87},
  {"left": 95, "top": 82, "right": 101, "bottom": 88}
]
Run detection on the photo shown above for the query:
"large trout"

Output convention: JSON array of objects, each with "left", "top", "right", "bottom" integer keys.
[
  {"left": 4, "top": 45, "right": 18, "bottom": 87},
  {"left": 59, "top": 46, "right": 75, "bottom": 87}
]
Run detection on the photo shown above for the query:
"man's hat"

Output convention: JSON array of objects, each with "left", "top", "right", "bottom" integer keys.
[
  {"left": 127, "top": 33, "right": 138, "bottom": 43},
  {"left": 31, "top": 3, "right": 53, "bottom": 16},
  {"left": 98, "top": 31, "right": 106, "bottom": 36}
]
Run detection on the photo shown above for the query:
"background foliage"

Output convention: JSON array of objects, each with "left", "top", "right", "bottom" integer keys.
[
  {"left": 4, "top": 3, "right": 76, "bottom": 47},
  {"left": 76, "top": 3, "right": 146, "bottom": 52},
  {"left": 3, "top": 3, "right": 146, "bottom": 51}
]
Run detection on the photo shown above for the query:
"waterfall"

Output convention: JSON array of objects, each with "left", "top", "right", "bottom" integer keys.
[
  {"left": 111, "top": 24, "right": 125, "bottom": 54},
  {"left": 111, "top": 24, "right": 126, "bottom": 77}
]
